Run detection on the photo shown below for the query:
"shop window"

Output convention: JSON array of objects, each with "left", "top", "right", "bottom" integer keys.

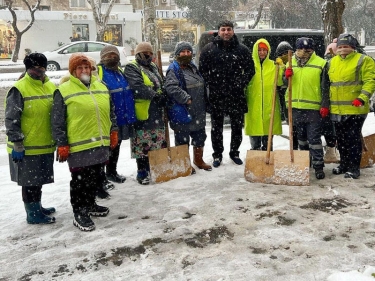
[
  {"left": 70, "top": 0, "right": 86, "bottom": 8},
  {"left": 71, "top": 24, "right": 89, "bottom": 41},
  {"left": 103, "top": 24, "right": 122, "bottom": 46}
]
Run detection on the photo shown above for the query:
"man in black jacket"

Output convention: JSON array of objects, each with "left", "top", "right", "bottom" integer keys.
[{"left": 199, "top": 20, "right": 253, "bottom": 167}]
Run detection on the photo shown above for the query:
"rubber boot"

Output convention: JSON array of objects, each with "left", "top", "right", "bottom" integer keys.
[
  {"left": 193, "top": 147, "right": 212, "bottom": 171},
  {"left": 24, "top": 202, "right": 56, "bottom": 224},
  {"left": 23, "top": 186, "right": 56, "bottom": 216}
]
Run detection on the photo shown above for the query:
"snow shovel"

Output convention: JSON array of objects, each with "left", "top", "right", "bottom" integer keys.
[
  {"left": 244, "top": 64, "right": 279, "bottom": 183},
  {"left": 272, "top": 50, "right": 309, "bottom": 186},
  {"left": 148, "top": 50, "right": 192, "bottom": 183},
  {"left": 360, "top": 133, "right": 375, "bottom": 168}
]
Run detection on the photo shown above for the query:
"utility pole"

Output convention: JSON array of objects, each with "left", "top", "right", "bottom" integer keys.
[{"left": 142, "top": 0, "right": 158, "bottom": 54}]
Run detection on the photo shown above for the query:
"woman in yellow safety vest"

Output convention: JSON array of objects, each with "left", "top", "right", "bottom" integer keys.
[{"left": 52, "top": 54, "right": 118, "bottom": 231}]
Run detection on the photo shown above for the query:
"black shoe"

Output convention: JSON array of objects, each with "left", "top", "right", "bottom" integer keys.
[
  {"left": 212, "top": 158, "right": 222, "bottom": 168},
  {"left": 103, "top": 179, "right": 115, "bottom": 191},
  {"left": 106, "top": 172, "right": 126, "bottom": 183},
  {"left": 97, "top": 187, "right": 111, "bottom": 199},
  {"left": 332, "top": 165, "right": 347, "bottom": 175},
  {"left": 191, "top": 167, "right": 196, "bottom": 175},
  {"left": 315, "top": 169, "right": 325, "bottom": 180},
  {"left": 88, "top": 204, "right": 109, "bottom": 217},
  {"left": 73, "top": 210, "right": 95, "bottom": 231},
  {"left": 230, "top": 155, "right": 243, "bottom": 165},
  {"left": 344, "top": 171, "right": 360, "bottom": 179}
]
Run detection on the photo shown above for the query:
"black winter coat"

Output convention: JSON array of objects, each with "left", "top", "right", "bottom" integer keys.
[{"left": 199, "top": 34, "right": 253, "bottom": 114}]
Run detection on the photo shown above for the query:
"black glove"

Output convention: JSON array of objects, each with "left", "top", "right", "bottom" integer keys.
[{"left": 153, "top": 93, "right": 167, "bottom": 108}]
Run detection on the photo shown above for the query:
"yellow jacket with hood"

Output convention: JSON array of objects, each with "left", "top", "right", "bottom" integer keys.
[{"left": 245, "top": 39, "right": 283, "bottom": 136}]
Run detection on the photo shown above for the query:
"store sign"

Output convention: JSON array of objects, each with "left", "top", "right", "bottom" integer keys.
[
  {"left": 63, "top": 13, "right": 119, "bottom": 20},
  {"left": 136, "top": 10, "right": 189, "bottom": 19}
]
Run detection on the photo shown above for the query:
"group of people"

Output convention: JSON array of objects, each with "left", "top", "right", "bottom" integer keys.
[{"left": 5, "top": 20, "right": 375, "bottom": 232}]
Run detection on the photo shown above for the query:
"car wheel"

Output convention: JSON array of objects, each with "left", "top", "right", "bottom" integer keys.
[{"left": 46, "top": 61, "right": 59, "bottom": 71}]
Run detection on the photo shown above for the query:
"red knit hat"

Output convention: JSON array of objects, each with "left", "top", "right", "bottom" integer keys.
[
  {"left": 69, "top": 53, "right": 92, "bottom": 74},
  {"left": 258, "top": 42, "right": 268, "bottom": 50}
]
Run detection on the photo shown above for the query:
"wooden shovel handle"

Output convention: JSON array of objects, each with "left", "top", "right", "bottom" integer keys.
[
  {"left": 156, "top": 50, "right": 171, "bottom": 150},
  {"left": 287, "top": 50, "right": 294, "bottom": 162},
  {"left": 266, "top": 63, "right": 279, "bottom": 164}
]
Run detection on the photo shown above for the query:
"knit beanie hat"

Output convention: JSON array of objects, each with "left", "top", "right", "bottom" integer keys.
[
  {"left": 336, "top": 33, "right": 359, "bottom": 49},
  {"left": 24, "top": 53, "right": 47, "bottom": 70},
  {"left": 258, "top": 42, "right": 268, "bottom": 50},
  {"left": 135, "top": 42, "right": 153, "bottom": 55},
  {"left": 275, "top": 41, "right": 293, "bottom": 57},
  {"left": 100, "top": 45, "right": 120, "bottom": 60},
  {"left": 68, "top": 53, "right": 92, "bottom": 74},
  {"left": 174, "top": 41, "right": 193, "bottom": 56},
  {"left": 296, "top": 37, "right": 315, "bottom": 50}
]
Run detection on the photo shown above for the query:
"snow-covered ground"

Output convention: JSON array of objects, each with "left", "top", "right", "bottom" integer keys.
[{"left": 1, "top": 67, "right": 375, "bottom": 280}]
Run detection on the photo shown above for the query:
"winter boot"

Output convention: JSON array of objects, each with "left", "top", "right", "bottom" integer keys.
[
  {"left": 344, "top": 170, "right": 360, "bottom": 179},
  {"left": 136, "top": 170, "right": 150, "bottom": 185},
  {"left": 315, "top": 168, "right": 325, "bottom": 180},
  {"left": 106, "top": 172, "right": 126, "bottom": 183},
  {"left": 41, "top": 206, "right": 56, "bottom": 216},
  {"left": 24, "top": 202, "right": 56, "bottom": 224},
  {"left": 73, "top": 208, "right": 95, "bottom": 231},
  {"left": 193, "top": 147, "right": 212, "bottom": 171},
  {"left": 88, "top": 203, "right": 109, "bottom": 217},
  {"left": 324, "top": 146, "right": 340, "bottom": 164},
  {"left": 97, "top": 185, "right": 111, "bottom": 199}
]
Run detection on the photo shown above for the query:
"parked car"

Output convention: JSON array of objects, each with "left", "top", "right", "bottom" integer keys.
[{"left": 43, "top": 41, "right": 127, "bottom": 71}]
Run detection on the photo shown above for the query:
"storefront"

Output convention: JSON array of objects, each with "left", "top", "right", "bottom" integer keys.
[
  {"left": 136, "top": 9, "right": 201, "bottom": 52},
  {"left": 0, "top": 10, "right": 142, "bottom": 59},
  {"left": 0, "top": 19, "right": 16, "bottom": 58}
]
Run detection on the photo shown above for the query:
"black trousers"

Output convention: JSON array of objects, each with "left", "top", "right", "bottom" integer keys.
[
  {"left": 106, "top": 140, "right": 122, "bottom": 175},
  {"left": 22, "top": 186, "right": 42, "bottom": 203},
  {"left": 70, "top": 164, "right": 101, "bottom": 213},
  {"left": 334, "top": 116, "right": 365, "bottom": 173},
  {"left": 211, "top": 109, "right": 244, "bottom": 159},
  {"left": 321, "top": 116, "right": 337, "bottom": 147},
  {"left": 295, "top": 120, "right": 324, "bottom": 169}
]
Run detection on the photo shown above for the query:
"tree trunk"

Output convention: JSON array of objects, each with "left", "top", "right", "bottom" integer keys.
[
  {"left": 320, "top": 0, "right": 345, "bottom": 45},
  {"left": 12, "top": 35, "right": 22, "bottom": 62},
  {"left": 142, "top": 0, "right": 158, "bottom": 54}
]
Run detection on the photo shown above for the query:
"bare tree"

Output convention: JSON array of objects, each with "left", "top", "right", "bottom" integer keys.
[
  {"left": 5, "top": 0, "right": 41, "bottom": 62},
  {"left": 86, "top": 0, "right": 116, "bottom": 42},
  {"left": 319, "top": 0, "right": 345, "bottom": 45}
]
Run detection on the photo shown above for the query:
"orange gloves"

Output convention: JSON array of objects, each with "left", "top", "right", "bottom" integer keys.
[
  {"left": 110, "top": 131, "right": 118, "bottom": 150},
  {"left": 57, "top": 146, "right": 70, "bottom": 162}
]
